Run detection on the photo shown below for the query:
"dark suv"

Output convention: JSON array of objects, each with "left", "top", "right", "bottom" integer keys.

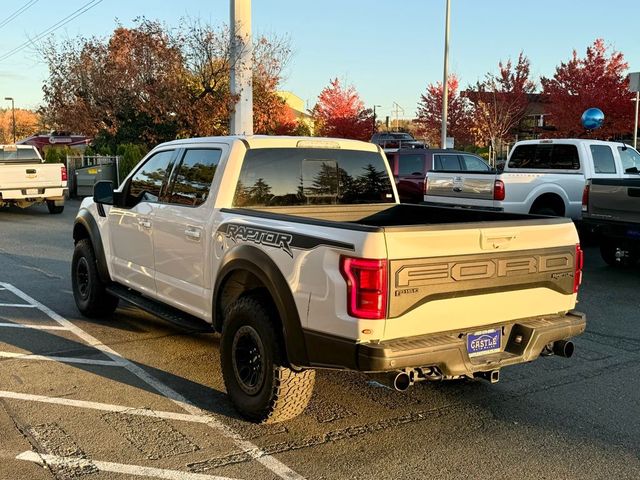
[
  {"left": 370, "top": 132, "right": 426, "bottom": 150},
  {"left": 384, "top": 149, "right": 491, "bottom": 203}
]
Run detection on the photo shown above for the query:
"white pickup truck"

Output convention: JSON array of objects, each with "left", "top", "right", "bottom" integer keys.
[
  {"left": 72, "top": 135, "right": 586, "bottom": 423},
  {"left": 424, "top": 139, "right": 638, "bottom": 219},
  {"left": 0, "top": 144, "right": 67, "bottom": 213}
]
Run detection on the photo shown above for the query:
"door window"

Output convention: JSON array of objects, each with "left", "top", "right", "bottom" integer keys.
[
  {"left": 397, "top": 154, "right": 424, "bottom": 175},
  {"left": 461, "top": 154, "right": 490, "bottom": 171},
  {"left": 590, "top": 145, "right": 616, "bottom": 174},
  {"left": 127, "top": 150, "right": 175, "bottom": 204},
  {"left": 434, "top": 154, "right": 462, "bottom": 171},
  {"left": 618, "top": 147, "right": 640, "bottom": 173},
  {"left": 165, "top": 149, "right": 222, "bottom": 207}
]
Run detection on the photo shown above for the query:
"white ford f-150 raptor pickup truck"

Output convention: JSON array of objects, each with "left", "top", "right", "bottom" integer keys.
[
  {"left": 0, "top": 144, "right": 67, "bottom": 213},
  {"left": 72, "top": 135, "right": 586, "bottom": 423},
  {"left": 424, "top": 139, "right": 638, "bottom": 220}
]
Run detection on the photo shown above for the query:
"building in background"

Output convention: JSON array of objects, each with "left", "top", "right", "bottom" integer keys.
[{"left": 277, "top": 91, "right": 314, "bottom": 134}]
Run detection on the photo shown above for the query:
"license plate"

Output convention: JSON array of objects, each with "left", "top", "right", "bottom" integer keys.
[
  {"left": 26, "top": 188, "right": 38, "bottom": 195},
  {"left": 87, "top": 168, "right": 98, "bottom": 174},
  {"left": 467, "top": 329, "right": 501, "bottom": 357}
]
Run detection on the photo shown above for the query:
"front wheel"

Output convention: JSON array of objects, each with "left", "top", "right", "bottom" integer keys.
[
  {"left": 72, "top": 239, "right": 119, "bottom": 317},
  {"left": 47, "top": 200, "right": 64, "bottom": 214},
  {"left": 220, "top": 295, "right": 315, "bottom": 423}
]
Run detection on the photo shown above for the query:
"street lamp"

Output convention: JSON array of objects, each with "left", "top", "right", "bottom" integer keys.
[
  {"left": 372, "top": 105, "right": 382, "bottom": 135},
  {"left": 441, "top": 0, "right": 451, "bottom": 149},
  {"left": 4, "top": 97, "right": 16, "bottom": 144}
]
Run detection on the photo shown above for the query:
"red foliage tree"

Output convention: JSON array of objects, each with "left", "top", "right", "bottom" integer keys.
[
  {"left": 541, "top": 39, "right": 634, "bottom": 138},
  {"left": 415, "top": 74, "right": 473, "bottom": 147},
  {"left": 312, "top": 78, "right": 373, "bottom": 141},
  {"left": 468, "top": 53, "right": 536, "bottom": 150}
]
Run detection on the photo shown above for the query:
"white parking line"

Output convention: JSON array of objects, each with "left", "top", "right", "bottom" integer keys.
[
  {"left": 0, "top": 390, "right": 218, "bottom": 424},
  {"left": 0, "top": 350, "right": 123, "bottom": 366},
  {"left": 0, "top": 323, "right": 69, "bottom": 331},
  {"left": 16, "top": 451, "right": 241, "bottom": 480},
  {"left": 0, "top": 303, "right": 37, "bottom": 308},
  {"left": 0, "top": 282, "right": 305, "bottom": 480}
]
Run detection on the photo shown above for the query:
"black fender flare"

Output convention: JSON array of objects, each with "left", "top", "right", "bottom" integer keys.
[
  {"left": 213, "top": 244, "right": 309, "bottom": 368},
  {"left": 73, "top": 209, "right": 111, "bottom": 284}
]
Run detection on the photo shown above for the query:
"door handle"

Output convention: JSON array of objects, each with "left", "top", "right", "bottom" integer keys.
[
  {"left": 184, "top": 227, "right": 202, "bottom": 240},
  {"left": 138, "top": 218, "right": 152, "bottom": 229}
]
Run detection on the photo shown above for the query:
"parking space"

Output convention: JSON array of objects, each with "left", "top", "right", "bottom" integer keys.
[{"left": 0, "top": 202, "right": 639, "bottom": 479}]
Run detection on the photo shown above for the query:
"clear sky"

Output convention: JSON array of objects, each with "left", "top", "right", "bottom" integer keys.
[{"left": 1, "top": 0, "right": 639, "bottom": 121}]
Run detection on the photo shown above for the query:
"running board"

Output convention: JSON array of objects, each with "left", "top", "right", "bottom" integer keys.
[{"left": 106, "top": 284, "right": 214, "bottom": 333}]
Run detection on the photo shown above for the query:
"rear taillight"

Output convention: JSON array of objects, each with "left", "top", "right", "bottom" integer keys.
[
  {"left": 340, "top": 256, "right": 388, "bottom": 319},
  {"left": 581, "top": 184, "right": 589, "bottom": 212},
  {"left": 424, "top": 174, "right": 429, "bottom": 195},
  {"left": 574, "top": 244, "right": 584, "bottom": 293},
  {"left": 61, "top": 165, "right": 68, "bottom": 182},
  {"left": 493, "top": 179, "right": 505, "bottom": 201}
]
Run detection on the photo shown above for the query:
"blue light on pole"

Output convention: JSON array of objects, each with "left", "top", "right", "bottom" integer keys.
[{"left": 581, "top": 108, "right": 604, "bottom": 130}]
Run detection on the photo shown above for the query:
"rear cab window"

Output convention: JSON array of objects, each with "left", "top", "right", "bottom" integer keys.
[
  {"left": 233, "top": 148, "right": 395, "bottom": 207},
  {"left": 508, "top": 143, "right": 580, "bottom": 170}
]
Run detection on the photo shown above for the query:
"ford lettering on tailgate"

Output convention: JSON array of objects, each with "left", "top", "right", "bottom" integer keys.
[{"left": 388, "top": 246, "right": 575, "bottom": 318}]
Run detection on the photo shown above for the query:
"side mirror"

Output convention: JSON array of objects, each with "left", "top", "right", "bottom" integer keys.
[{"left": 93, "top": 181, "right": 114, "bottom": 205}]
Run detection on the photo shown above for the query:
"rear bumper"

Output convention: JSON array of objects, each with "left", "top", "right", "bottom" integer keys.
[
  {"left": 304, "top": 311, "right": 586, "bottom": 374},
  {"left": 358, "top": 311, "right": 585, "bottom": 374},
  {"left": 0, "top": 187, "right": 67, "bottom": 201},
  {"left": 422, "top": 200, "right": 503, "bottom": 212}
]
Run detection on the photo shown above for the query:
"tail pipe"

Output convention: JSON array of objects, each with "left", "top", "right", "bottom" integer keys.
[
  {"left": 372, "top": 371, "right": 412, "bottom": 391},
  {"left": 552, "top": 340, "right": 575, "bottom": 358}
]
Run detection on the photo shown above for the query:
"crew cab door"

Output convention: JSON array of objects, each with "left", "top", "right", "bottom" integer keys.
[
  {"left": 108, "top": 148, "right": 177, "bottom": 295},
  {"left": 152, "top": 147, "right": 224, "bottom": 319}
]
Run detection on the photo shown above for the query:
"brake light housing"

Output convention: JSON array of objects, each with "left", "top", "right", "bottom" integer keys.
[
  {"left": 61, "top": 165, "right": 68, "bottom": 182},
  {"left": 581, "top": 184, "right": 589, "bottom": 212},
  {"left": 493, "top": 179, "right": 505, "bottom": 201},
  {"left": 340, "top": 256, "right": 388, "bottom": 319},
  {"left": 574, "top": 244, "right": 584, "bottom": 294}
]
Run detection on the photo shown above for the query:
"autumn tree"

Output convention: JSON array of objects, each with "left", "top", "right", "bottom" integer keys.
[
  {"left": 415, "top": 74, "right": 474, "bottom": 147},
  {"left": 541, "top": 39, "right": 634, "bottom": 138},
  {"left": 467, "top": 53, "right": 536, "bottom": 159},
  {"left": 311, "top": 78, "right": 373, "bottom": 141},
  {"left": 0, "top": 109, "right": 41, "bottom": 143}
]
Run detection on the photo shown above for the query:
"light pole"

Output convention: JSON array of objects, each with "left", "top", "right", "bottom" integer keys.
[
  {"left": 629, "top": 72, "right": 640, "bottom": 149},
  {"left": 441, "top": 0, "right": 451, "bottom": 149},
  {"left": 4, "top": 97, "right": 16, "bottom": 143},
  {"left": 372, "top": 105, "right": 382, "bottom": 135}
]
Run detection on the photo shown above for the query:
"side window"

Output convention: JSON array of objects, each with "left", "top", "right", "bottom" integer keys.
[
  {"left": 166, "top": 149, "right": 222, "bottom": 207},
  {"left": 462, "top": 154, "right": 490, "bottom": 171},
  {"left": 434, "top": 154, "right": 462, "bottom": 171},
  {"left": 128, "top": 150, "right": 175, "bottom": 204},
  {"left": 590, "top": 145, "right": 616, "bottom": 174},
  {"left": 618, "top": 147, "right": 640, "bottom": 173},
  {"left": 397, "top": 154, "right": 424, "bottom": 176}
]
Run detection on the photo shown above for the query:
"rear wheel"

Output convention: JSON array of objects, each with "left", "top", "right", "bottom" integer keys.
[
  {"left": 220, "top": 295, "right": 315, "bottom": 423},
  {"left": 46, "top": 200, "right": 64, "bottom": 214},
  {"left": 530, "top": 206, "right": 558, "bottom": 216},
  {"left": 72, "top": 239, "right": 119, "bottom": 317},
  {"left": 600, "top": 239, "right": 637, "bottom": 267}
]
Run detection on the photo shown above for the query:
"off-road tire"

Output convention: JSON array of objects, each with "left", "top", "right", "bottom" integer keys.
[
  {"left": 72, "top": 239, "right": 119, "bottom": 317},
  {"left": 220, "top": 295, "right": 315, "bottom": 423},
  {"left": 46, "top": 200, "right": 64, "bottom": 214}
]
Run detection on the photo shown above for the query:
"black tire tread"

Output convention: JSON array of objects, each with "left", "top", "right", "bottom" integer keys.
[
  {"left": 221, "top": 295, "right": 315, "bottom": 423},
  {"left": 47, "top": 200, "right": 64, "bottom": 214},
  {"left": 72, "top": 239, "right": 119, "bottom": 318}
]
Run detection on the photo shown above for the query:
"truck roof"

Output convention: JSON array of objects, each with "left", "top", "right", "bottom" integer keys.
[
  {"left": 513, "top": 138, "right": 632, "bottom": 148},
  {"left": 159, "top": 135, "right": 381, "bottom": 153}
]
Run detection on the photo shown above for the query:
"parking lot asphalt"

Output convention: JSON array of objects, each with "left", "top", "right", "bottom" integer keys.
[{"left": 0, "top": 200, "right": 639, "bottom": 480}]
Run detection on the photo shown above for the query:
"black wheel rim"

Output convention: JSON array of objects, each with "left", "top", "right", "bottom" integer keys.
[
  {"left": 76, "top": 257, "right": 90, "bottom": 299},
  {"left": 231, "top": 325, "right": 265, "bottom": 395}
]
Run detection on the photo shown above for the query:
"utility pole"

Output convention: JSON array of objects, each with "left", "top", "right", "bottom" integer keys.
[
  {"left": 629, "top": 72, "right": 640, "bottom": 149},
  {"left": 392, "top": 102, "right": 404, "bottom": 131},
  {"left": 441, "top": 0, "right": 451, "bottom": 149},
  {"left": 4, "top": 97, "right": 15, "bottom": 143},
  {"left": 372, "top": 105, "right": 381, "bottom": 135},
  {"left": 229, "top": 0, "right": 253, "bottom": 135},
  {"left": 634, "top": 91, "right": 639, "bottom": 150}
]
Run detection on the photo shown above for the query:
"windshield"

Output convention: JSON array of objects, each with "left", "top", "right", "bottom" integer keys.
[
  {"left": 391, "top": 133, "right": 414, "bottom": 140},
  {"left": 233, "top": 148, "right": 395, "bottom": 207},
  {"left": 618, "top": 146, "right": 640, "bottom": 173}
]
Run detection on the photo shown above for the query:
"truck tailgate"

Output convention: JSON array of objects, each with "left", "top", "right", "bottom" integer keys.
[
  {"left": 425, "top": 171, "right": 496, "bottom": 201},
  {"left": 383, "top": 218, "right": 578, "bottom": 339},
  {"left": 588, "top": 178, "right": 640, "bottom": 224},
  {"left": 0, "top": 163, "right": 64, "bottom": 190}
]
